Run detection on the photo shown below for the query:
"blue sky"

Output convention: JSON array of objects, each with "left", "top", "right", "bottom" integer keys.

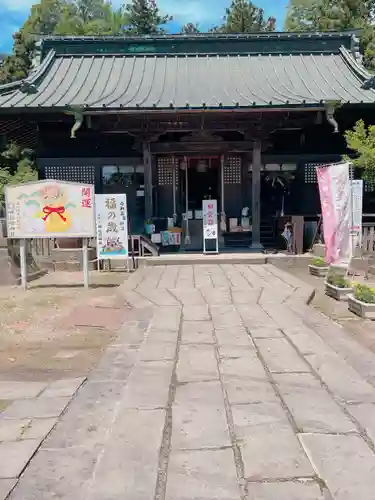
[{"left": 0, "top": 0, "right": 288, "bottom": 54}]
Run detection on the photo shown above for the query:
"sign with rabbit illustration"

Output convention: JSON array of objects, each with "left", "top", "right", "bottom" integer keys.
[{"left": 5, "top": 180, "right": 95, "bottom": 239}]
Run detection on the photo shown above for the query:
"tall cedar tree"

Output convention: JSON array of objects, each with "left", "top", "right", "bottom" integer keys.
[
  {"left": 284, "top": 0, "right": 375, "bottom": 69},
  {"left": 213, "top": 0, "right": 276, "bottom": 33},
  {"left": 124, "top": 0, "right": 172, "bottom": 35}
]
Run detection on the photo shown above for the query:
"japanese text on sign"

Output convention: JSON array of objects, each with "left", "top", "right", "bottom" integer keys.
[
  {"left": 203, "top": 199, "right": 218, "bottom": 241},
  {"left": 5, "top": 180, "right": 95, "bottom": 239},
  {"left": 95, "top": 194, "right": 128, "bottom": 260}
]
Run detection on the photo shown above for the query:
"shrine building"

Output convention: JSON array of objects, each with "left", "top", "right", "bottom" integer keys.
[{"left": 0, "top": 31, "right": 375, "bottom": 252}]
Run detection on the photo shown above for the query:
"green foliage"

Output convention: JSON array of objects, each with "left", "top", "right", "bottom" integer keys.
[
  {"left": 212, "top": 0, "right": 276, "bottom": 33},
  {"left": 0, "top": 143, "right": 37, "bottom": 205},
  {"left": 311, "top": 256, "right": 328, "bottom": 267},
  {"left": 327, "top": 272, "right": 351, "bottom": 288},
  {"left": 344, "top": 120, "right": 375, "bottom": 183},
  {"left": 124, "top": 0, "right": 172, "bottom": 35},
  {"left": 180, "top": 23, "right": 200, "bottom": 34},
  {"left": 0, "top": 32, "right": 34, "bottom": 85},
  {"left": 354, "top": 283, "right": 375, "bottom": 303},
  {"left": 284, "top": 0, "right": 375, "bottom": 70}
]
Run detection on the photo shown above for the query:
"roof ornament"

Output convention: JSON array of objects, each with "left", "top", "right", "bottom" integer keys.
[
  {"left": 325, "top": 101, "right": 340, "bottom": 133},
  {"left": 69, "top": 107, "right": 84, "bottom": 139},
  {"left": 19, "top": 81, "right": 38, "bottom": 94}
]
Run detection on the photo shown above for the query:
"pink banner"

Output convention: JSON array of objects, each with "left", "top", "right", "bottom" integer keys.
[{"left": 316, "top": 163, "right": 352, "bottom": 266}]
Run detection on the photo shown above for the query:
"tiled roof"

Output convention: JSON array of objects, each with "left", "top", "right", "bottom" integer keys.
[{"left": 0, "top": 46, "right": 374, "bottom": 110}]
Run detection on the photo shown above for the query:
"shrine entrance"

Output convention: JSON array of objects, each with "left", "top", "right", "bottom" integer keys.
[{"left": 180, "top": 156, "right": 221, "bottom": 251}]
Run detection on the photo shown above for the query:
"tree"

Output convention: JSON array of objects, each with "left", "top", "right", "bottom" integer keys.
[
  {"left": 284, "top": 0, "right": 375, "bottom": 70},
  {"left": 0, "top": 32, "right": 34, "bottom": 85},
  {"left": 213, "top": 0, "right": 276, "bottom": 33},
  {"left": 0, "top": 143, "right": 37, "bottom": 206},
  {"left": 180, "top": 23, "right": 200, "bottom": 34},
  {"left": 345, "top": 120, "right": 375, "bottom": 183},
  {"left": 124, "top": 0, "right": 172, "bottom": 35}
]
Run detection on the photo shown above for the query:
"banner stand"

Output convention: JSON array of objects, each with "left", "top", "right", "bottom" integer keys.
[
  {"left": 202, "top": 199, "right": 219, "bottom": 255},
  {"left": 82, "top": 237, "right": 89, "bottom": 289}
]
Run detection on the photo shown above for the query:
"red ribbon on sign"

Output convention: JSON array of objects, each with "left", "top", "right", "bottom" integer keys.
[{"left": 42, "top": 205, "right": 67, "bottom": 222}]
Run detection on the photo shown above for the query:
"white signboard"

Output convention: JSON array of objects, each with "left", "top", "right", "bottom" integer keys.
[
  {"left": 351, "top": 179, "right": 363, "bottom": 248},
  {"left": 96, "top": 194, "right": 128, "bottom": 260},
  {"left": 5, "top": 180, "right": 95, "bottom": 239},
  {"left": 202, "top": 199, "right": 218, "bottom": 254}
]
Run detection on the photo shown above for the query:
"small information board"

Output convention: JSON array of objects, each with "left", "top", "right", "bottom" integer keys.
[
  {"left": 202, "top": 199, "right": 218, "bottom": 254},
  {"left": 95, "top": 194, "right": 128, "bottom": 261}
]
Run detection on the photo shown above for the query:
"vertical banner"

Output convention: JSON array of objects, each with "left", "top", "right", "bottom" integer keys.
[
  {"left": 316, "top": 163, "right": 352, "bottom": 266},
  {"left": 95, "top": 194, "right": 128, "bottom": 260},
  {"left": 351, "top": 179, "right": 363, "bottom": 250}
]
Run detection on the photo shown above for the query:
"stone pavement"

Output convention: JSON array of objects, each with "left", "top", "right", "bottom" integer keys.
[{"left": 3, "top": 263, "right": 375, "bottom": 499}]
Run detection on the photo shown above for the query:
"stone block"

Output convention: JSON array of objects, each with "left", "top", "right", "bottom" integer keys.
[
  {"left": 347, "top": 403, "right": 375, "bottom": 446},
  {"left": 86, "top": 409, "right": 165, "bottom": 500},
  {"left": 232, "top": 403, "right": 313, "bottom": 480},
  {"left": 8, "top": 445, "right": 102, "bottom": 499},
  {"left": 122, "top": 360, "right": 173, "bottom": 410},
  {"left": 172, "top": 381, "right": 229, "bottom": 450},
  {"left": 249, "top": 327, "right": 284, "bottom": 338},
  {"left": 253, "top": 338, "right": 310, "bottom": 373},
  {"left": 177, "top": 345, "right": 219, "bottom": 383},
  {"left": 0, "top": 440, "right": 42, "bottom": 479},
  {"left": 166, "top": 449, "right": 239, "bottom": 500},
  {"left": 0, "top": 480, "right": 16, "bottom": 500},
  {"left": 236, "top": 304, "right": 278, "bottom": 329},
  {"left": 299, "top": 433, "right": 375, "bottom": 500},
  {"left": 306, "top": 352, "right": 375, "bottom": 403},
  {"left": 1, "top": 397, "right": 71, "bottom": 420},
  {"left": 219, "top": 352, "right": 266, "bottom": 379},
  {"left": 44, "top": 381, "right": 126, "bottom": 449},
  {"left": 152, "top": 306, "right": 181, "bottom": 331},
  {"left": 39, "top": 378, "right": 85, "bottom": 399},
  {"left": 274, "top": 373, "right": 356, "bottom": 433},
  {"left": 183, "top": 305, "right": 210, "bottom": 321},
  {"left": 215, "top": 326, "right": 252, "bottom": 347},
  {"left": 138, "top": 340, "right": 176, "bottom": 361},
  {"left": 0, "top": 382, "right": 46, "bottom": 400},
  {"left": 181, "top": 321, "right": 214, "bottom": 344},
  {"left": 246, "top": 481, "right": 325, "bottom": 500},
  {"left": 0, "top": 418, "right": 56, "bottom": 441},
  {"left": 222, "top": 375, "right": 278, "bottom": 405}
]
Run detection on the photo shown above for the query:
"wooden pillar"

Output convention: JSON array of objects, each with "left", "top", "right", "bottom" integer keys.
[
  {"left": 250, "top": 139, "right": 263, "bottom": 251},
  {"left": 143, "top": 141, "right": 153, "bottom": 221}
]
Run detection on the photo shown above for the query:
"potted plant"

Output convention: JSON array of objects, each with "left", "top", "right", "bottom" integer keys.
[
  {"left": 308, "top": 257, "right": 329, "bottom": 278},
  {"left": 325, "top": 272, "right": 353, "bottom": 301},
  {"left": 348, "top": 284, "right": 375, "bottom": 320}
]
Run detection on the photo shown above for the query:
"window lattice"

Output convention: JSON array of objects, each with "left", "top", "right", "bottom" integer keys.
[
  {"left": 157, "top": 157, "right": 179, "bottom": 186},
  {"left": 224, "top": 156, "right": 242, "bottom": 184},
  {"left": 304, "top": 163, "right": 354, "bottom": 184},
  {"left": 45, "top": 165, "right": 95, "bottom": 184}
]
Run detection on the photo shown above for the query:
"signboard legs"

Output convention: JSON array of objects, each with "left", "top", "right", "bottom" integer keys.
[
  {"left": 82, "top": 237, "right": 89, "bottom": 290},
  {"left": 20, "top": 238, "right": 27, "bottom": 290}
]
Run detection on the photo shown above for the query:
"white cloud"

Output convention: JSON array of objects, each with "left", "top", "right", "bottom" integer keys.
[{"left": 158, "top": 0, "right": 228, "bottom": 25}]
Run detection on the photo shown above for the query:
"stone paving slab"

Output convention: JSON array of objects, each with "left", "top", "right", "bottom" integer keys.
[
  {"left": 0, "top": 480, "right": 16, "bottom": 500},
  {"left": 274, "top": 373, "right": 357, "bottom": 434},
  {"left": 39, "top": 378, "right": 85, "bottom": 399},
  {"left": 0, "top": 382, "right": 47, "bottom": 400},
  {"left": 0, "top": 440, "right": 42, "bottom": 479},
  {"left": 6, "top": 263, "right": 375, "bottom": 500},
  {"left": 1, "top": 397, "right": 71, "bottom": 420},
  {"left": 300, "top": 433, "right": 375, "bottom": 500},
  {"left": 246, "top": 481, "right": 326, "bottom": 500},
  {"left": 0, "top": 418, "right": 57, "bottom": 442},
  {"left": 166, "top": 449, "right": 240, "bottom": 500}
]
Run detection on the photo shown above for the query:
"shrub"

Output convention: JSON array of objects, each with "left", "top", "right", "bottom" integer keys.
[
  {"left": 327, "top": 272, "right": 351, "bottom": 289},
  {"left": 354, "top": 284, "right": 375, "bottom": 304},
  {"left": 311, "top": 257, "right": 328, "bottom": 267}
]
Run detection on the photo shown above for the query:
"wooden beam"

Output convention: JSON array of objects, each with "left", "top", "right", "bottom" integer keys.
[{"left": 250, "top": 139, "right": 263, "bottom": 252}]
